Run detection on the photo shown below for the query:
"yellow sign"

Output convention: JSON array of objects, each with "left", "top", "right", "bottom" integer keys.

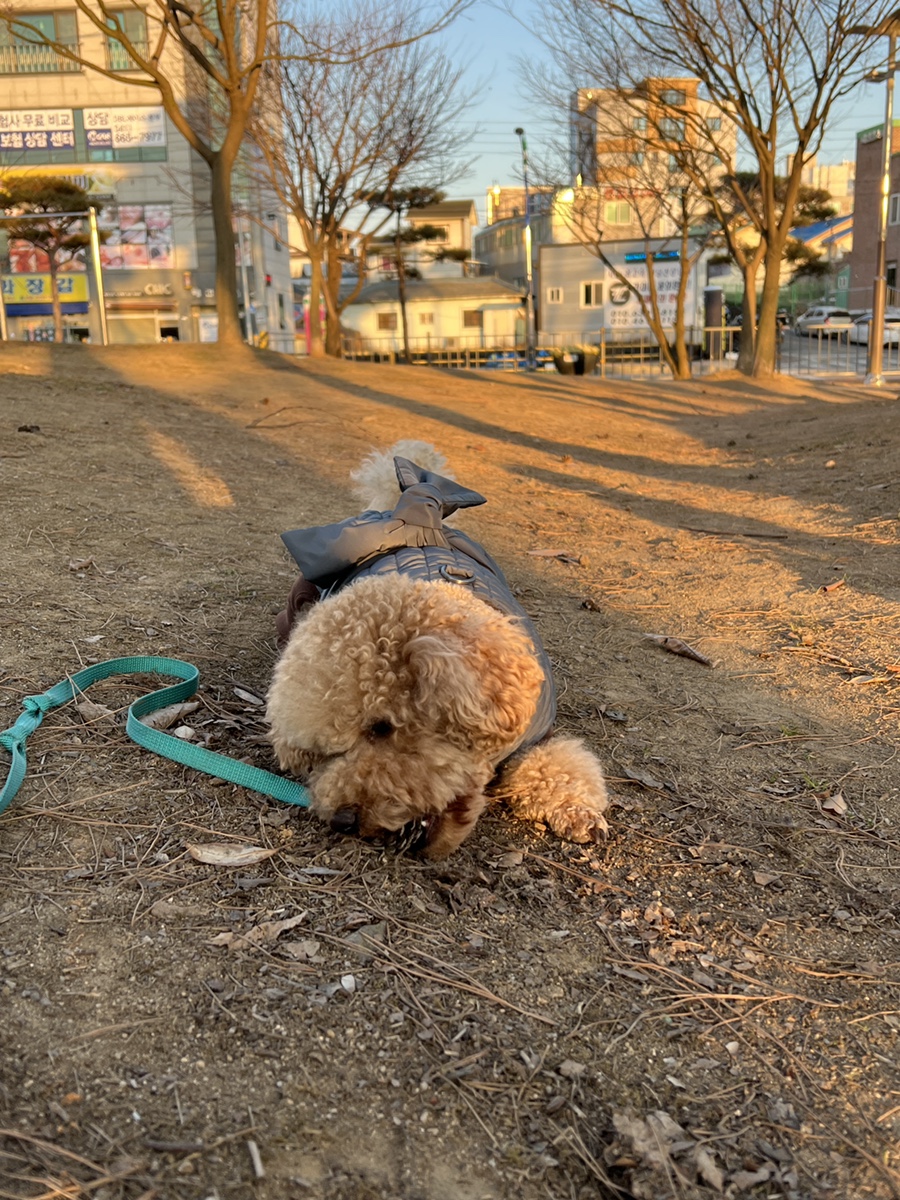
[{"left": 1, "top": 274, "right": 90, "bottom": 303}]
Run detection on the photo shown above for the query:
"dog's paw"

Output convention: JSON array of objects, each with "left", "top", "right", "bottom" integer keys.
[
  {"left": 496, "top": 735, "right": 610, "bottom": 847},
  {"left": 543, "top": 802, "right": 608, "bottom": 845},
  {"left": 270, "top": 739, "right": 320, "bottom": 779}
]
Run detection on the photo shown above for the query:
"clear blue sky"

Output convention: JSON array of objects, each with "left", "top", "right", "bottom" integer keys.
[{"left": 448, "top": 1, "right": 885, "bottom": 228}]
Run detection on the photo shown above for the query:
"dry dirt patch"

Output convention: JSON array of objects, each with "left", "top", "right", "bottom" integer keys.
[{"left": 1, "top": 344, "right": 899, "bottom": 1199}]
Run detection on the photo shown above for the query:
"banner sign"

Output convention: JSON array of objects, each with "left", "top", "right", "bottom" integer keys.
[
  {"left": 83, "top": 106, "right": 166, "bottom": 150},
  {"left": 1, "top": 272, "right": 90, "bottom": 315},
  {"left": 0, "top": 109, "right": 75, "bottom": 152},
  {"left": 97, "top": 202, "right": 174, "bottom": 270}
]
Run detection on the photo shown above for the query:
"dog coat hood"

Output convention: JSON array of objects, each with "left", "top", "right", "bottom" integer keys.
[{"left": 280, "top": 456, "right": 557, "bottom": 750}]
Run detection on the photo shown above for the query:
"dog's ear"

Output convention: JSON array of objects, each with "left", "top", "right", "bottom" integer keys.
[{"left": 407, "top": 616, "right": 543, "bottom": 756}]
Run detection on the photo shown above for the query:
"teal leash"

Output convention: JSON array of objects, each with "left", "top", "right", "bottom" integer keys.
[{"left": 0, "top": 656, "right": 309, "bottom": 816}]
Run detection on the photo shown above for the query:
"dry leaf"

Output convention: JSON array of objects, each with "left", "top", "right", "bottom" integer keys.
[
  {"left": 644, "top": 634, "right": 712, "bottom": 666},
  {"left": 233, "top": 687, "right": 265, "bottom": 705},
  {"left": 76, "top": 698, "right": 115, "bottom": 722},
  {"left": 209, "top": 911, "right": 308, "bottom": 951},
  {"left": 186, "top": 842, "right": 279, "bottom": 867},
  {"left": 68, "top": 557, "right": 96, "bottom": 571},
  {"left": 753, "top": 871, "right": 780, "bottom": 887},
  {"left": 140, "top": 700, "right": 200, "bottom": 730},
  {"left": 821, "top": 793, "right": 848, "bottom": 816},
  {"left": 282, "top": 939, "right": 321, "bottom": 960}
]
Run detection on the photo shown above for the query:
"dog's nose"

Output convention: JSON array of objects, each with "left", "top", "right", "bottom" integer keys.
[{"left": 330, "top": 807, "right": 359, "bottom": 834}]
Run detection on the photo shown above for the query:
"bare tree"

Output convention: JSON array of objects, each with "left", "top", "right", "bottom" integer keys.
[
  {"left": 251, "top": 8, "right": 472, "bottom": 357},
  {"left": 538, "top": 0, "right": 891, "bottom": 377},
  {"left": 0, "top": 0, "right": 470, "bottom": 349}
]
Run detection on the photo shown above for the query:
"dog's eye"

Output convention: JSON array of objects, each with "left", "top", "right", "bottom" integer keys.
[{"left": 367, "top": 719, "right": 394, "bottom": 740}]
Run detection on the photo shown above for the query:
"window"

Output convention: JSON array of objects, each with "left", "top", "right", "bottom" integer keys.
[
  {"left": 0, "top": 11, "right": 80, "bottom": 73},
  {"left": 890, "top": 194, "right": 900, "bottom": 225},
  {"left": 581, "top": 281, "right": 603, "bottom": 307},
  {"left": 377, "top": 312, "right": 397, "bottom": 331},
  {"left": 604, "top": 201, "right": 632, "bottom": 225},
  {"left": 105, "top": 9, "right": 148, "bottom": 70},
  {"left": 659, "top": 117, "right": 685, "bottom": 141},
  {"left": 660, "top": 88, "right": 686, "bottom": 106},
  {"left": 547, "top": 287, "right": 563, "bottom": 304},
  {"left": 418, "top": 311, "right": 434, "bottom": 325},
  {"left": 463, "top": 310, "right": 483, "bottom": 328},
  {"left": 706, "top": 116, "right": 722, "bottom": 131},
  {"left": 632, "top": 116, "right": 648, "bottom": 132}
]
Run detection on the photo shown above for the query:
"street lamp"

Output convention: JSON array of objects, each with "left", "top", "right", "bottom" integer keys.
[
  {"left": 515, "top": 127, "right": 536, "bottom": 370},
  {"left": 851, "top": 10, "right": 900, "bottom": 385}
]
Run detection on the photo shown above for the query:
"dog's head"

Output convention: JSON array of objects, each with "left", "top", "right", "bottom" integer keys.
[{"left": 266, "top": 575, "right": 544, "bottom": 858}]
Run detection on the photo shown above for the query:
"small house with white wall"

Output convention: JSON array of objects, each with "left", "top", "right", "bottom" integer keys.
[{"left": 341, "top": 276, "right": 525, "bottom": 352}]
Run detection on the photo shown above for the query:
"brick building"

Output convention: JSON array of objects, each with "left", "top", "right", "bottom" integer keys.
[{"left": 848, "top": 121, "right": 900, "bottom": 313}]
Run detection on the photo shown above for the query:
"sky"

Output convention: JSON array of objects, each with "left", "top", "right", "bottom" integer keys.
[{"left": 446, "top": 1, "right": 888, "bottom": 228}]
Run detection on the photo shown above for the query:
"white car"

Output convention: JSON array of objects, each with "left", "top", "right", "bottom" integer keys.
[
  {"left": 847, "top": 310, "right": 900, "bottom": 346},
  {"left": 794, "top": 306, "right": 853, "bottom": 336}
]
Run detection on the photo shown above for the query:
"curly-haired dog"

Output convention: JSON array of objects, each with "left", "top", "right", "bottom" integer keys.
[{"left": 267, "top": 442, "right": 609, "bottom": 859}]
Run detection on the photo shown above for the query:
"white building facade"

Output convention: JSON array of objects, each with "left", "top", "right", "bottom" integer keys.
[{"left": 0, "top": 3, "right": 292, "bottom": 347}]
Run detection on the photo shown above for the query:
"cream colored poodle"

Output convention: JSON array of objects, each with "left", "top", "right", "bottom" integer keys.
[{"left": 267, "top": 442, "right": 609, "bottom": 859}]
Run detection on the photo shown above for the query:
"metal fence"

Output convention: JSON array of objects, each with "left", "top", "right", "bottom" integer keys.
[{"left": 340, "top": 325, "right": 900, "bottom": 379}]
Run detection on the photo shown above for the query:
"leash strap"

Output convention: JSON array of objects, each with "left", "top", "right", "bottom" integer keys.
[{"left": 0, "top": 656, "right": 310, "bottom": 816}]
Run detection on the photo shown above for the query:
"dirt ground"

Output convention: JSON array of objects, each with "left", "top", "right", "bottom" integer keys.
[{"left": 1, "top": 344, "right": 899, "bottom": 1200}]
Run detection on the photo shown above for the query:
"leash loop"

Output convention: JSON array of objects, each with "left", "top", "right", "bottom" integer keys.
[{"left": 0, "top": 657, "right": 309, "bottom": 816}]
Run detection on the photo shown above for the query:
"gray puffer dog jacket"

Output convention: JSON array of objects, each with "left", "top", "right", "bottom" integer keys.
[{"left": 278, "top": 456, "right": 557, "bottom": 751}]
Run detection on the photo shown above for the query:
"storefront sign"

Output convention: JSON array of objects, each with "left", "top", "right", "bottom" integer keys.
[
  {"left": 83, "top": 107, "right": 166, "bottom": 150},
  {"left": 1, "top": 272, "right": 89, "bottom": 315},
  {"left": 0, "top": 109, "right": 75, "bottom": 152}
]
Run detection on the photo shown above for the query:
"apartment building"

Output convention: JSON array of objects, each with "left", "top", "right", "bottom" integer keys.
[
  {"left": 787, "top": 154, "right": 856, "bottom": 216},
  {"left": 0, "top": 3, "right": 292, "bottom": 346},
  {"left": 571, "top": 77, "right": 735, "bottom": 236}
]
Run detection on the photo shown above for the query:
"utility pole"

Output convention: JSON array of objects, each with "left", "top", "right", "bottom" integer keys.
[{"left": 515, "top": 127, "right": 536, "bottom": 370}]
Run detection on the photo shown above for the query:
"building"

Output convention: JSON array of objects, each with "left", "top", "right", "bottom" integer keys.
[
  {"left": 365, "top": 199, "right": 479, "bottom": 281},
  {"left": 848, "top": 121, "right": 900, "bottom": 313},
  {"left": 341, "top": 276, "right": 525, "bottom": 353},
  {"left": 0, "top": 3, "right": 292, "bottom": 346},
  {"left": 788, "top": 154, "right": 856, "bottom": 216},
  {"left": 537, "top": 236, "right": 714, "bottom": 345},
  {"left": 570, "top": 77, "right": 736, "bottom": 236}
]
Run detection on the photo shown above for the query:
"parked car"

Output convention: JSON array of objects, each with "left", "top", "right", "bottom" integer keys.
[
  {"left": 847, "top": 310, "right": 900, "bottom": 346},
  {"left": 794, "top": 306, "right": 853, "bottom": 336}
]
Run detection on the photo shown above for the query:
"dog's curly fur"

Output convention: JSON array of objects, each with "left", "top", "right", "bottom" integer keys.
[{"left": 267, "top": 447, "right": 610, "bottom": 859}]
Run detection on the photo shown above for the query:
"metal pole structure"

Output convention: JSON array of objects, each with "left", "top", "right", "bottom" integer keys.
[
  {"left": 88, "top": 204, "right": 109, "bottom": 346},
  {"left": 237, "top": 210, "right": 253, "bottom": 344},
  {"left": 515, "top": 127, "right": 536, "bottom": 370},
  {"left": 0, "top": 271, "right": 8, "bottom": 341},
  {"left": 867, "top": 33, "right": 898, "bottom": 384}
]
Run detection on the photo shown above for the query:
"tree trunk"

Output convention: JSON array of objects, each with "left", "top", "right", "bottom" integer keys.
[
  {"left": 48, "top": 255, "right": 62, "bottom": 342},
  {"left": 210, "top": 152, "right": 244, "bottom": 348},
  {"left": 395, "top": 229, "right": 410, "bottom": 363},
  {"left": 736, "top": 270, "right": 758, "bottom": 374},
  {"left": 751, "top": 253, "right": 785, "bottom": 378},
  {"left": 307, "top": 251, "right": 326, "bottom": 357}
]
